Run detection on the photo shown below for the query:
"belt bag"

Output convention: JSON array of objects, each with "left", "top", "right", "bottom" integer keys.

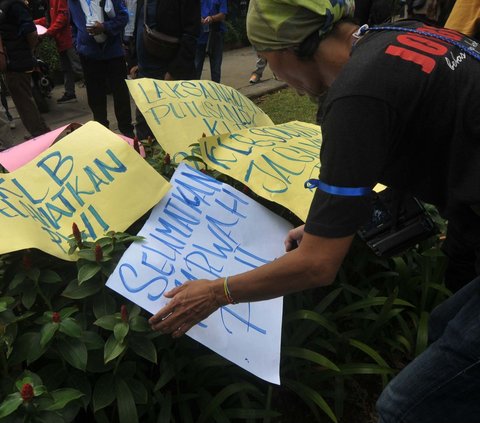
[
  {"left": 143, "top": 26, "right": 179, "bottom": 60},
  {"left": 142, "top": 3, "right": 179, "bottom": 60}
]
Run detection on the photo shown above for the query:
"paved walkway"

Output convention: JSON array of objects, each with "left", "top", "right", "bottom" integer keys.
[{"left": 5, "top": 47, "right": 286, "bottom": 144}]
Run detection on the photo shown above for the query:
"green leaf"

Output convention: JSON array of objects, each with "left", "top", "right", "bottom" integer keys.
[
  {"left": 282, "top": 346, "right": 340, "bottom": 372},
  {"left": 104, "top": 334, "right": 127, "bottom": 364},
  {"left": 40, "top": 270, "right": 62, "bottom": 284},
  {"left": 415, "top": 311, "right": 430, "bottom": 357},
  {"left": 114, "top": 322, "right": 129, "bottom": 344},
  {"left": 43, "top": 388, "right": 84, "bottom": 411},
  {"left": 78, "top": 263, "right": 102, "bottom": 284},
  {"left": 115, "top": 377, "right": 138, "bottom": 423},
  {"left": 76, "top": 249, "right": 97, "bottom": 261},
  {"left": 197, "top": 382, "right": 261, "bottom": 423},
  {"left": 40, "top": 322, "right": 59, "bottom": 348},
  {"left": 10, "top": 332, "right": 45, "bottom": 365},
  {"left": 129, "top": 315, "right": 150, "bottom": 332},
  {"left": 93, "top": 373, "right": 116, "bottom": 412},
  {"left": 94, "top": 315, "right": 118, "bottom": 331},
  {"left": 348, "top": 339, "right": 391, "bottom": 386},
  {"left": 26, "top": 268, "right": 41, "bottom": 283},
  {"left": 62, "top": 279, "right": 102, "bottom": 299},
  {"left": 336, "top": 363, "right": 394, "bottom": 376},
  {"left": 59, "top": 318, "right": 83, "bottom": 338},
  {"left": 9, "top": 273, "right": 26, "bottom": 290},
  {"left": 0, "top": 393, "right": 23, "bottom": 418},
  {"left": 348, "top": 339, "right": 390, "bottom": 368},
  {"left": 59, "top": 307, "right": 78, "bottom": 319},
  {"left": 284, "top": 379, "right": 337, "bottom": 423},
  {"left": 128, "top": 305, "right": 141, "bottom": 318},
  {"left": 335, "top": 297, "right": 414, "bottom": 316},
  {"left": 58, "top": 338, "right": 88, "bottom": 371},
  {"left": 126, "top": 378, "right": 148, "bottom": 405},
  {"left": 22, "top": 287, "right": 37, "bottom": 309},
  {"left": 156, "top": 391, "right": 172, "bottom": 423},
  {"left": 81, "top": 331, "right": 105, "bottom": 350},
  {"left": 93, "top": 290, "right": 117, "bottom": 319},
  {"left": 128, "top": 335, "right": 157, "bottom": 363},
  {"left": 224, "top": 409, "right": 282, "bottom": 419}
]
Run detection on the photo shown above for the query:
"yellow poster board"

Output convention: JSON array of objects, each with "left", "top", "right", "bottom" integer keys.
[
  {"left": 0, "top": 122, "right": 171, "bottom": 261},
  {"left": 127, "top": 78, "right": 273, "bottom": 159},
  {"left": 199, "top": 121, "right": 322, "bottom": 221}
]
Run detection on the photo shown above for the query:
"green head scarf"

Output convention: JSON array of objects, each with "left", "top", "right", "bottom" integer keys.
[{"left": 247, "top": 0, "right": 355, "bottom": 51}]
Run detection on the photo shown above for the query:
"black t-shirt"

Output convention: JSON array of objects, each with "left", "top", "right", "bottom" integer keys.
[
  {"left": 305, "top": 21, "right": 480, "bottom": 238},
  {"left": 0, "top": 0, "right": 36, "bottom": 71}
]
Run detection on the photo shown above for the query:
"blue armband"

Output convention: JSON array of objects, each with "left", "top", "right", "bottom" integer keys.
[{"left": 304, "top": 179, "right": 372, "bottom": 197}]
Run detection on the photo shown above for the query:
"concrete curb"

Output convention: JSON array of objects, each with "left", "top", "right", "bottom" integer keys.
[{"left": 238, "top": 78, "right": 288, "bottom": 100}]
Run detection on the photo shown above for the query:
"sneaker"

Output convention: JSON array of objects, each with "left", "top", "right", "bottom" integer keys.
[
  {"left": 57, "top": 93, "right": 77, "bottom": 104},
  {"left": 249, "top": 73, "right": 260, "bottom": 84}
]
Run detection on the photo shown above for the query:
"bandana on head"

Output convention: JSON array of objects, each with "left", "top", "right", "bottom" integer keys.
[{"left": 247, "top": 0, "right": 355, "bottom": 51}]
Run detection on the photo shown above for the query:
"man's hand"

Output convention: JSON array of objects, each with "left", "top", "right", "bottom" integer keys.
[
  {"left": 87, "top": 21, "right": 105, "bottom": 36},
  {"left": 284, "top": 224, "right": 305, "bottom": 251},
  {"left": 129, "top": 65, "right": 139, "bottom": 79},
  {"left": 149, "top": 279, "right": 224, "bottom": 338}
]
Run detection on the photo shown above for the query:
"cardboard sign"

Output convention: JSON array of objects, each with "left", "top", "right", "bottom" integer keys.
[
  {"left": 127, "top": 78, "right": 273, "bottom": 159},
  {"left": 0, "top": 122, "right": 170, "bottom": 260},
  {"left": 0, "top": 124, "right": 145, "bottom": 172},
  {"left": 107, "top": 163, "right": 292, "bottom": 384},
  {"left": 199, "top": 121, "right": 322, "bottom": 221}
]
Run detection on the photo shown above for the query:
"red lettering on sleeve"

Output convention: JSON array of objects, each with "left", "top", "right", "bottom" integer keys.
[{"left": 385, "top": 45, "right": 436, "bottom": 74}]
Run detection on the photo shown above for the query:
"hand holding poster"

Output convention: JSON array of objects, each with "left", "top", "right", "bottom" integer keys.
[
  {"left": 0, "top": 122, "right": 171, "bottom": 261},
  {"left": 199, "top": 121, "right": 322, "bottom": 221},
  {"left": 106, "top": 163, "right": 292, "bottom": 384},
  {"left": 127, "top": 78, "right": 273, "bottom": 159}
]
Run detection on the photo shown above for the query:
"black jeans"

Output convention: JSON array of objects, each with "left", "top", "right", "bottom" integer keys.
[
  {"left": 194, "top": 31, "right": 224, "bottom": 83},
  {"left": 79, "top": 54, "right": 134, "bottom": 137}
]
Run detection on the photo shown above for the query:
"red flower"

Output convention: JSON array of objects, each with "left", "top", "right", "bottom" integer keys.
[
  {"left": 242, "top": 185, "right": 250, "bottom": 194},
  {"left": 52, "top": 312, "right": 61, "bottom": 323},
  {"left": 22, "top": 254, "right": 32, "bottom": 270},
  {"left": 72, "top": 223, "right": 83, "bottom": 246},
  {"left": 20, "top": 383, "right": 34, "bottom": 402},
  {"left": 94, "top": 244, "right": 103, "bottom": 262},
  {"left": 120, "top": 305, "right": 129, "bottom": 322},
  {"left": 163, "top": 153, "right": 171, "bottom": 165},
  {"left": 133, "top": 136, "right": 141, "bottom": 154}
]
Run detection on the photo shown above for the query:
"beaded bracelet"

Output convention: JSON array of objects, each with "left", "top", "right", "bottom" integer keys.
[{"left": 223, "top": 276, "right": 237, "bottom": 305}]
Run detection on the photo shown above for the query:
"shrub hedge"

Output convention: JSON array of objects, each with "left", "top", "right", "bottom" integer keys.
[{"left": 0, "top": 139, "right": 449, "bottom": 423}]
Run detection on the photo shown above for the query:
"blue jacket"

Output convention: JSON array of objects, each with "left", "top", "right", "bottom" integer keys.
[{"left": 68, "top": 0, "right": 128, "bottom": 60}]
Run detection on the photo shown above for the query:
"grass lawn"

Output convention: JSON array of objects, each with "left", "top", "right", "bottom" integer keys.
[{"left": 255, "top": 87, "right": 318, "bottom": 124}]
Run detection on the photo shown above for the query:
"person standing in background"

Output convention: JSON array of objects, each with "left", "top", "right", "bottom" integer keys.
[
  {"left": 0, "top": 0, "right": 50, "bottom": 141},
  {"left": 129, "top": 0, "right": 199, "bottom": 140},
  {"left": 194, "top": 0, "right": 227, "bottom": 82},
  {"left": 445, "top": 0, "right": 480, "bottom": 39},
  {"left": 248, "top": 54, "right": 266, "bottom": 83},
  {"left": 35, "top": 0, "right": 78, "bottom": 103},
  {"left": 68, "top": 0, "right": 134, "bottom": 137}
]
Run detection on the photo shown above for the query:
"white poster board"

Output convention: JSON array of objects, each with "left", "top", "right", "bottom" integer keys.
[{"left": 107, "top": 163, "right": 292, "bottom": 384}]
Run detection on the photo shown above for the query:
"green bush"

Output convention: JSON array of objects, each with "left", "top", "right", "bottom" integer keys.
[
  {"left": 36, "top": 37, "right": 61, "bottom": 73},
  {"left": 0, "top": 140, "right": 449, "bottom": 422}
]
